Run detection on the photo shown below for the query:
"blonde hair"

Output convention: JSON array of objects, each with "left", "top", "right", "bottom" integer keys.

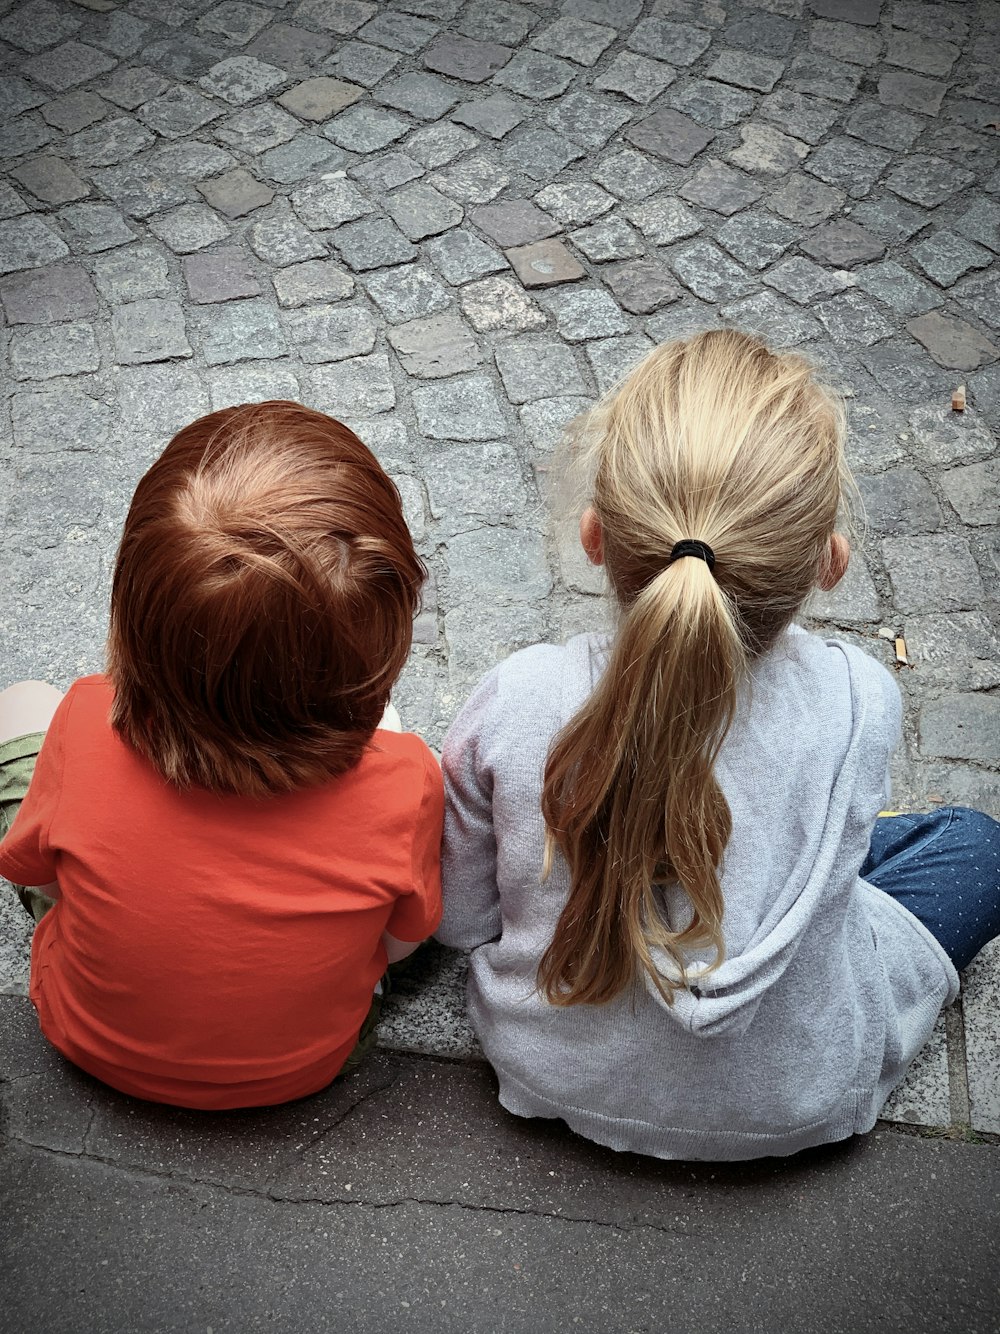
[{"left": 538, "top": 330, "right": 849, "bottom": 1007}]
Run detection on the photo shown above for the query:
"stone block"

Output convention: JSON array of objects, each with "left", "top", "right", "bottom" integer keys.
[
  {"left": 54, "top": 203, "right": 133, "bottom": 255},
  {"left": 964, "top": 940, "right": 1000, "bottom": 1135},
  {"left": 458, "top": 276, "right": 546, "bottom": 332},
  {"left": 387, "top": 313, "right": 482, "bottom": 378},
  {"left": 445, "top": 525, "right": 551, "bottom": 603},
  {"left": 519, "top": 395, "right": 593, "bottom": 455},
  {"left": 405, "top": 123, "right": 478, "bottom": 170},
  {"left": 64, "top": 117, "right": 154, "bottom": 167},
  {"left": 492, "top": 49, "right": 576, "bottom": 99},
  {"left": 355, "top": 10, "right": 439, "bottom": 54},
  {"left": 785, "top": 50, "right": 864, "bottom": 103},
  {"left": 807, "top": 555, "right": 880, "bottom": 624},
  {"left": 883, "top": 535, "right": 984, "bottom": 615},
  {"left": 531, "top": 16, "right": 616, "bottom": 66},
  {"left": 23, "top": 40, "right": 117, "bottom": 91},
  {"left": 816, "top": 292, "right": 893, "bottom": 347},
  {"left": 451, "top": 93, "right": 524, "bottom": 139},
  {"left": 11, "top": 382, "right": 113, "bottom": 457},
  {"left": 245, "top": 22, "right": 334, "bottom": 70},
  {"left": 856, "top": 468, "right": 943, "bottom": 536},
  {"left": 808, "top": 17, "right": 883, "bottom": 66},
  {"left": 350, "top": 152, "right": 424, "bottom": 193},
  {"left": 625, "top": 196, "right": 701, "bottom": 246},
  {"left": 806, "top": 136, "right": 891, "bottom": 198},
  {"left": 879, "top": 1016, "right": 950, "bottom": 1129},
  {"left": 535, "top": 183, "right": 614, "bottom": 227},
  {"left": 720, "top": 290, "right": 824, "bottom": 345},
  {"left": 306, "top": 352, "right": 396, "bottom": 416},
  {"left": 183, "top": 248, "right": 262, "bottom": 304},
  {"left": 332, "top": 218, "right": 417, "bottom": 271},
  {"left": 704, "top": 48, "right": 784, "bottom": 92},
  {"left": 844, "top": 102, "right": 923, "bottom": 152},
  {"left": 767, "top": 173, "right": 845, "bottom": 225},
  {"left": 454, "top": 0, "right": 537, "bottom": 45},
  {"left": 667, "top": 240, "right": 756, "bottom": 303},
  {"left": 849, "top": 196, "right": 930, "bottom": 244},
  {"left": 506, "top": 239, "right": 585, "bottom": 289},
  {"left": 762, "top": 256, "right": 852, "bottom": 305},
  {"left": 586, "top": 332, "right": 663, "bottom": 393},
  {"left": 424, "top": 228, "right": 506, "bottom": 285},
  {"left": 908, "top": 404, "right": 996, "bottom": 468},
  {"left": 716, "top": 213, "right": 799, "bottom": 272},
  {"left": 887, "top": 155, "right": 974, "bottom": 209},
  {"left": 197, "top": 169, "right": 274, "bottom": 219},
  {"left": 471, "top": 200, "right": 560, "bottom": 249},
  {"left": 541, "top": 289, "right": 630, "bottom": 342},
  {"left": 384, "top": 183, "right": 463, "bottom": 241},
  {"left": 293, "top": 0, "right": 375, "bottom": 35},
  {"left": 199, "top": 55, "right": 287, "bottom": 105},
  {"left": 886, "top": 29, "right": 959, "bottom": 78},
  {"left": 854, "top": 261, "right": 942, "bottom": 317},
  {"left": 878, "top": 69, "right": 946, "bottom": 114},
  {"left": 593, "top": 149, "right": 665, "bottom": 203},
  {"left": 0, "top": 0, "right": 81, "bottom": 52},
  {"left": 625, "top": 107, "right": 714, "bottom": 165},
  {"left": 258, "top": 132, "right": 342, "bottom": 183},
  {"left": 423, "top": 33, "right": 511, "bottom": 82},
  {"left": 758, "top": 88, "right": 839, "bottom": 144},
  {"left": 281, "top": 304, "right": 377, "bottom": 362},
  {"left": 628, "top": 15, "right": 710, "bottom": 64},
  {"left": 429, "top": 154, "right": 510, "bottom": 209},
  {"left": 323, "top": 105, "right": 410, "bottom": 153},
  {"left": 728, "top": 123, "right": 808, "bottom": 175},
  {"left": 546, "top": 92, "right": 632, "bottom": 154},
  {"left": 271, "top": 259, "right": 354, "bottom": 307},
  {"left": 801, "top": 221, "right": 885, "bottom": 267},
  {"left": 594, "top": 52, "right": 677, "bottom": 105},
  {"left": 216, "top": 103, "right": 301, "bottom": 154},
  {"left": 904, "top": 613, "right": 1000, "bottom": 691},
  {"left": 149, "top": 203, "right": 230, "bottom": 254},
  {"left": 325, "top": 39, "right": 400, "bottom": 86},
  {"left": 412, "top": 374, "right": 506, "bottom": 440},
  {"left": 495, "top": 338, "right": 586, "bottom": 404},
  {"left": 192, "top": 298, "right": 287, "bottom": 365},
  {"left": 861, "top": 341, "right": 952, "bottom": 400},
  {"left": 425, "top": 441, "right": 528, "bottom": 524},
  {"left": 604, "top": 260, "right": 681, "bottom": 315},
  {"left": 278, "top": 77, "right": 364, "bottom": 120},
  {"left": 250, "top": 206, "right": 327, "bottom": 265},
  {"left": 197, "top": 1, "right": 273, "bottom": 46},
  {"left": 375, "top": 72, "right": 460, "bottom": 120},
  {"left": 955, "top": 200, "right": 1000, "bottom": 255},
  {"left": 112, "top": 298, "right": 191, "bottom": 364},
  {"left": 910, "top": 231, "right": 993, "bottom": 289},
  {"left": 679, "top": 159, "right": 763, "bottom": 215},
  {"left": 907, "top": 313, "right": 999, "bottom": 373},
  {"left": 0, "top": 263, "right": 97, "bottom": 323},
  {"left": 99, "top": 66, "right": 170, "bottom": 110},
  {"left": 569, "top": 215, "right": 644, "bottom": 263},
  {"left": 939, "top": 460, "right": 1000, "bottom": 527},
  {"left": 919, "top": 695, "right": 1000, "bottom": 765},
  {"left": 10, "top": 156, "right": 88, "bottom": 205},
  {"left": 139, "top": 86, "right": 222, "bottom": 138},
  {"left": 10, "top": 322, "right": 100, "bottom": 380},
  {"left": 291, "top": 177, "right": 371, "bottom": 230},
  {"left": 364, "top": 265, "right": 451, "bottom": 323}
]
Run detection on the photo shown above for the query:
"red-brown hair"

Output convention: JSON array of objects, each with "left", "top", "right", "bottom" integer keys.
[{"left": 107, "top": 401, "right": 425, "bottom": 797}]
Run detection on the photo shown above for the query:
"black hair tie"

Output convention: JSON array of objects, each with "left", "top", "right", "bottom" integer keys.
[{"left": 668, "top": 539, "right": 716, "bottom": 572}]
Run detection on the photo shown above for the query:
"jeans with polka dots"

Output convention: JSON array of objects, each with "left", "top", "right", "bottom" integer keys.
[{"left": 861, "top": 807, "right": 1000, "bottom": 972}]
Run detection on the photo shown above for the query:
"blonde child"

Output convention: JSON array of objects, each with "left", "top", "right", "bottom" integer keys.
[
  {"left": 437, "top": 330, "right": 1000, "bottom": 1161},
  {"left": 0, "top": 402, "right": 442, "bottom": 1109}
]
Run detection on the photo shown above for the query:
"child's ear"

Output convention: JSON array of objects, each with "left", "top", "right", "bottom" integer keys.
[
  {"left": 580, "top": 507, "right": 604, "bottom": 566},
  {"left": 818, "top": 533, "right": 850, "bottom": 591}
]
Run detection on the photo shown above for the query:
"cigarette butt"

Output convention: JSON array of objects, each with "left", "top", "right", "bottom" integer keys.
[
  {"left": 952, "top": 385, "right": 966, "bottom": 411},
  {"left": 894, "top": 637, "right": 908, "bottom": 666}
]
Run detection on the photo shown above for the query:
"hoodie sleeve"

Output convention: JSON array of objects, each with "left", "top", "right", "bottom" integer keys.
[{"left": 436, "top": 667, "right": 502, "bottom": 951}]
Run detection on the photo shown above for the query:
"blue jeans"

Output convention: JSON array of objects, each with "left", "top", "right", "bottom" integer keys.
[{"left": 861, "top": 807, "right": 1000, "bottom": 971}]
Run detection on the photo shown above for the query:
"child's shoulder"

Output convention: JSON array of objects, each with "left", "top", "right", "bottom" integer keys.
[{"left": 777, "top": 625, "right": 901, "bottom": 727}]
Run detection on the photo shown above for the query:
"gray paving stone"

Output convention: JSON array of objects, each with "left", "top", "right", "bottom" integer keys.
[
  {"left": 853, "top": 260, "right": 942, "bottom": 318},
  {"left": 716, "top": 212, "right": 799, "bottom": 271},
  {"left": 668, "top": 239, "right": 756, "bottom": 302},
  {"left": 917, "top": 123, "right": 998, "bottom": 177},
  {"left": 720, "top": 290, "right": 824, "bottom": 344},
  {"left": 907, "top": 403, "right": 996, "bottom": 469},
  {"left": 387, "top": 312, "right": 482, "bottom": 378},
  {"left": 193, "top": 297, "right": 287, "bottom": 364},
  {"left": 569, "top": 214, "right": 645, "bottom": 263},
  {"left": 10, "top": 322, "right": 100, "bottom": 381},
  {"left": 806, "top": 136, "right": 892, "bottom": 199},
  {"left": 844, "top": 102, "right": 923, "bottom": 152},
  {"left": 541, "top": 288, "right": 630, "bottom": 342},
  {"left": 801, "top": 220, "right": 885, "bottom": 266},
  {"left": 886, "top": 155, "right": 974, "bottom": 209},
  {"left": 625, "top": 107, "right": 714, "bottom": 165},
  {"left": 10, "top": 157, "right": 88, "bottom": 206},
  {"left": 628, "top": 16, "right": 710, "bottom": 64},
  {"left": 216, "top": 103, "right": 300, "bottom": 153},
  {"left": 325, "top": 40, "right": 401, "bottom": 86},
  {"left": 808, "top": 554, "right": 880, "bottom": 623},
  {"left": 280, "top": 303, "right": 376, "bottom": 362},
  {"left": 332, "top": 217, "right": 417, "bottom": 271},
  {"left": 291, "top": 176, "right": 371, "bottom": 229},
  {"left": 507, "top": 237, "right": 586, "bottom": 286},
  {"left": 903, "top": 612, "right": 1000, "bottom": 691},
  {"left": 728, "top": 123, "right": 809, "bottom": 175},
  {"left": 10, "top": 381, "right": 112, "bottom": 457},
  {"left": 886, "top": 29, "right": 959, "bottom": 78},
  {"left": 458, "top": 275, "right": 546, "bottom": 332},
  {"left": 259, "top": 134, "right": 343, "bottom": 186},
  {"left": 423, "top": 33, "right": 512, "bottom": 83},
  {"left": 878, "top": 69, "right": 947, "bottom": 115},
  {"left": 306, "top": 351, "right": 396, "bottom": 416},
  {"left": 197, "top": 168, "right": 274, "bottom": 219},
  {"left": 151, "top": 140, "right": 236, "bottom": 180},
  {"left": 545, "top": 92, "right": 632, "bottom": 155},
  {"left": 0, "top": 217, "right": 69, "bottom": 275},
  {"left": 412, "top": 373, "right": 505, "bottom": 438},
  {"left": 810, "top": 0, "right": 880, "bottom": 21},
  {"left": 450, "top": 93, "right": 524, "bottom": 139},
  {"left": 149, "top": 203, "right": 230, "bottom": 254},
  {"left": 888, "top": 1, "right": 965, "bottom": 41},
  {"left": 270, "top": 258, "right": 354, "bottom": 307},
  {"left": 350, "top": 151, "right": 424, "bottom": 193},
  {"left": 91, "top": 244, "right": 170, "bottom": 302},
  {"left": 405, "top": 122, "right": 479, "bottom": 169},
  {"left": 757, "top": 88, "right": 842, "bottom": 144},
  {"left": 882, "top": 534, "right": 985, "bottom": 615},
  {"left": 65, "top": 116, "right": 155, "bottom": 167},
  {"left": 849, "top": 195, "right": 930, "bottom": 243},
  {"left": 0, "top": 184, "right": 29, "bottom": 220},
  {"left": 964, "top": 940, "right": 1000, "bottom": 1135},
  {"left": 952, "top": 273, "right": 1000, "bottom": 338},
  {"left": 593, "top": 150, "right": 665, "bottom": 203},
  {"left": 594, "top": 52, "right": 677, "bottom": 105},
  {"left": 532, "top": 17, "right": 616, "bottom": 68},
  {"left": 292, "top": 0, "right": 376, "bottom": 35},
  {"left": 182, "top": 246, "right": 262, "bottom": 303},
  {"left": 112, "top": 297, "right": 191, "bottom": 364},
  {"left": 911, "top": 230, "right": 992, "bottom": 290},
  {"left": 383, "top": 183, "right": 463, "bottom": 241},
  {"left": 114, "top": 363, "right": 209, "bottom": 440},
  {"left": 585, "top": 332, "right": 655, "bottom": 393},
  {"left": 363, "top": 264, "right": 451, "bottom": 322},
  {"left": 518, "top": 394, "right": 592, "bottom": 455},
  {"left": 445, "top": 525, "right": 551, "bottom": 604},
  {"left": 625, "top": 195, "right": 702, "bottom": 245},
  {"left": 861, "top": 340, "right": 952, "bottom": 399},
  {"left": 0, "top": 115, "right": 53, "bottom": 160},
  {"left": 140, "top": 86, "right": 222, "bottom": 138},
  {"left": 197, "top": 2, "right": 274, "bottom": 46},
  {"left": 492, "top": 49, "right": 577, "bottom": 100},
  {"left": 99, "top": 66, "right": 170, "bottom": 111},
  {"left": 0, "top": 78, "right": 46, "bottom": 121},
  {"left": 278, "top": 76, "right": 364, "bottom": 121},
  {"left": 426, "top": 440, "right": 528, "bottom": 525},
  {"left": 767, "top": 172, "right": 845, "bottom": 225},
  {"left": 500, "top": 126, "right": 584, "bottom": 183},
  {"left": 0, "top": 262, "right": 98, "bottom": 324},
  {"left": 355, "top": 10, "right": 439, "bottom": 54},
  {"left": 249, "top": 204, "right": 327, "bottom": 265},
  {"left": 245, "top": 22, "right": 334, "bottom": 70},
  {"left": 0, "top": 0, "right": 82, "bottom": 53},
  {"left": 856, "top": 467, "right": 943, "bottom": 536},
  {"left": 785, "top": 50, "right": 864, "bottom": 104},
  {"left": 376, "top": 72, "right": 460, "bottom": 120},
  {"left": 426, "top": 153, "right": 507, "bottom": 204},
  {"left": 816, "top": 292, "right": 896, "bottom": 346},
  {"left": 535, "top": 183, "right": 614, "bottom": 228},
  {"left": 471, "top": 200, "right": 559, "bottom": 248},
  {"left": 668, "top": 78, "right": 753, "bottom": 129},
  {"left": 680, "top": 159, "right": 764, "bottom": 215},
  {"left": 454, "top": 0, "right": 538, "bottom": 45},
  {"left": 493, "top": 333, "right": 586, "bottom": 400},
  {"left": 199, "top": 55, "right": 287, "bottom": 104},
  {"left": 808, "top": 17, "right": 883, "bottom": 66},
  {"left": 41, "top": 90, "right": 109, "bottom": 133},
  {"left": 23, "top": 40, "right": 117, "bottom": 91},
  {"left": 56, "top": 203, "right": 137, "bottom": 254},
  {"left": 940, "top": 458, "right": 1000, "bottom": 527},
  {"left": 324, "top": 105, "right": 410, "bottom": 153},
  {"left": 704, "top": 48, "right": 784, "bottom": 93},
  {"left": 423, "top": 228, "right": 506, "bottom": 285},
  {"left": 604, "top": 259, "right": 681, "bottom": 314},
  {"left": 955, "top": 199, "right": 1000, "bottom": 254},
  {"left": 919, "top": 694, "right": 1000, "bottom": 766},
  {"left": 907, "top": 312, "right": 999, "bottom": 373}
]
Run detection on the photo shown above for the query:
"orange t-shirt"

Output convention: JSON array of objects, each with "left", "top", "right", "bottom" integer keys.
[{"left": 0, "top": 676, "right": 443, "bottom": 1110}]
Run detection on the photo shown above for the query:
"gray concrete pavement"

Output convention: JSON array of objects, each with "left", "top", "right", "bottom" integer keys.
[{"left": 1, "top": 0, "right": 1000, "bottom": 1315}]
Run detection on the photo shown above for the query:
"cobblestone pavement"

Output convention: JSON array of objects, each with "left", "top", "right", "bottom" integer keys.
[{"left": 0, "top": 0, "right": 998, "bottom": 1135}]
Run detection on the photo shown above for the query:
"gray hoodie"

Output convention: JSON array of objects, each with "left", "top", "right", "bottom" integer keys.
[{"left": 438, "top": 628, "right": 959, "bottom": 1161}]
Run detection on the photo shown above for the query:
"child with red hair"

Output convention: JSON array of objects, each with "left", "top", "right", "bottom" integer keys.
[{"left": 0, "top": 402, "right": 441, "bottom": 1109}]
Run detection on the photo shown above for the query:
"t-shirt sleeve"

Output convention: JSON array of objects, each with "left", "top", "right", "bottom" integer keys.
[
  {"left": 384, "top": 749, "right": 444, "bottom": 943},
  {"left": 436, "top": 667, "right": 502, "bottom": 951},
  {"left": 0, "top": 690, "right": 70, "bottom": 887}
]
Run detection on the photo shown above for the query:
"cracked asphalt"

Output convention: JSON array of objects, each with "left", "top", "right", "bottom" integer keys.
[{"left": 1, "top": 0, "right": 999, "bottom": 1324}]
